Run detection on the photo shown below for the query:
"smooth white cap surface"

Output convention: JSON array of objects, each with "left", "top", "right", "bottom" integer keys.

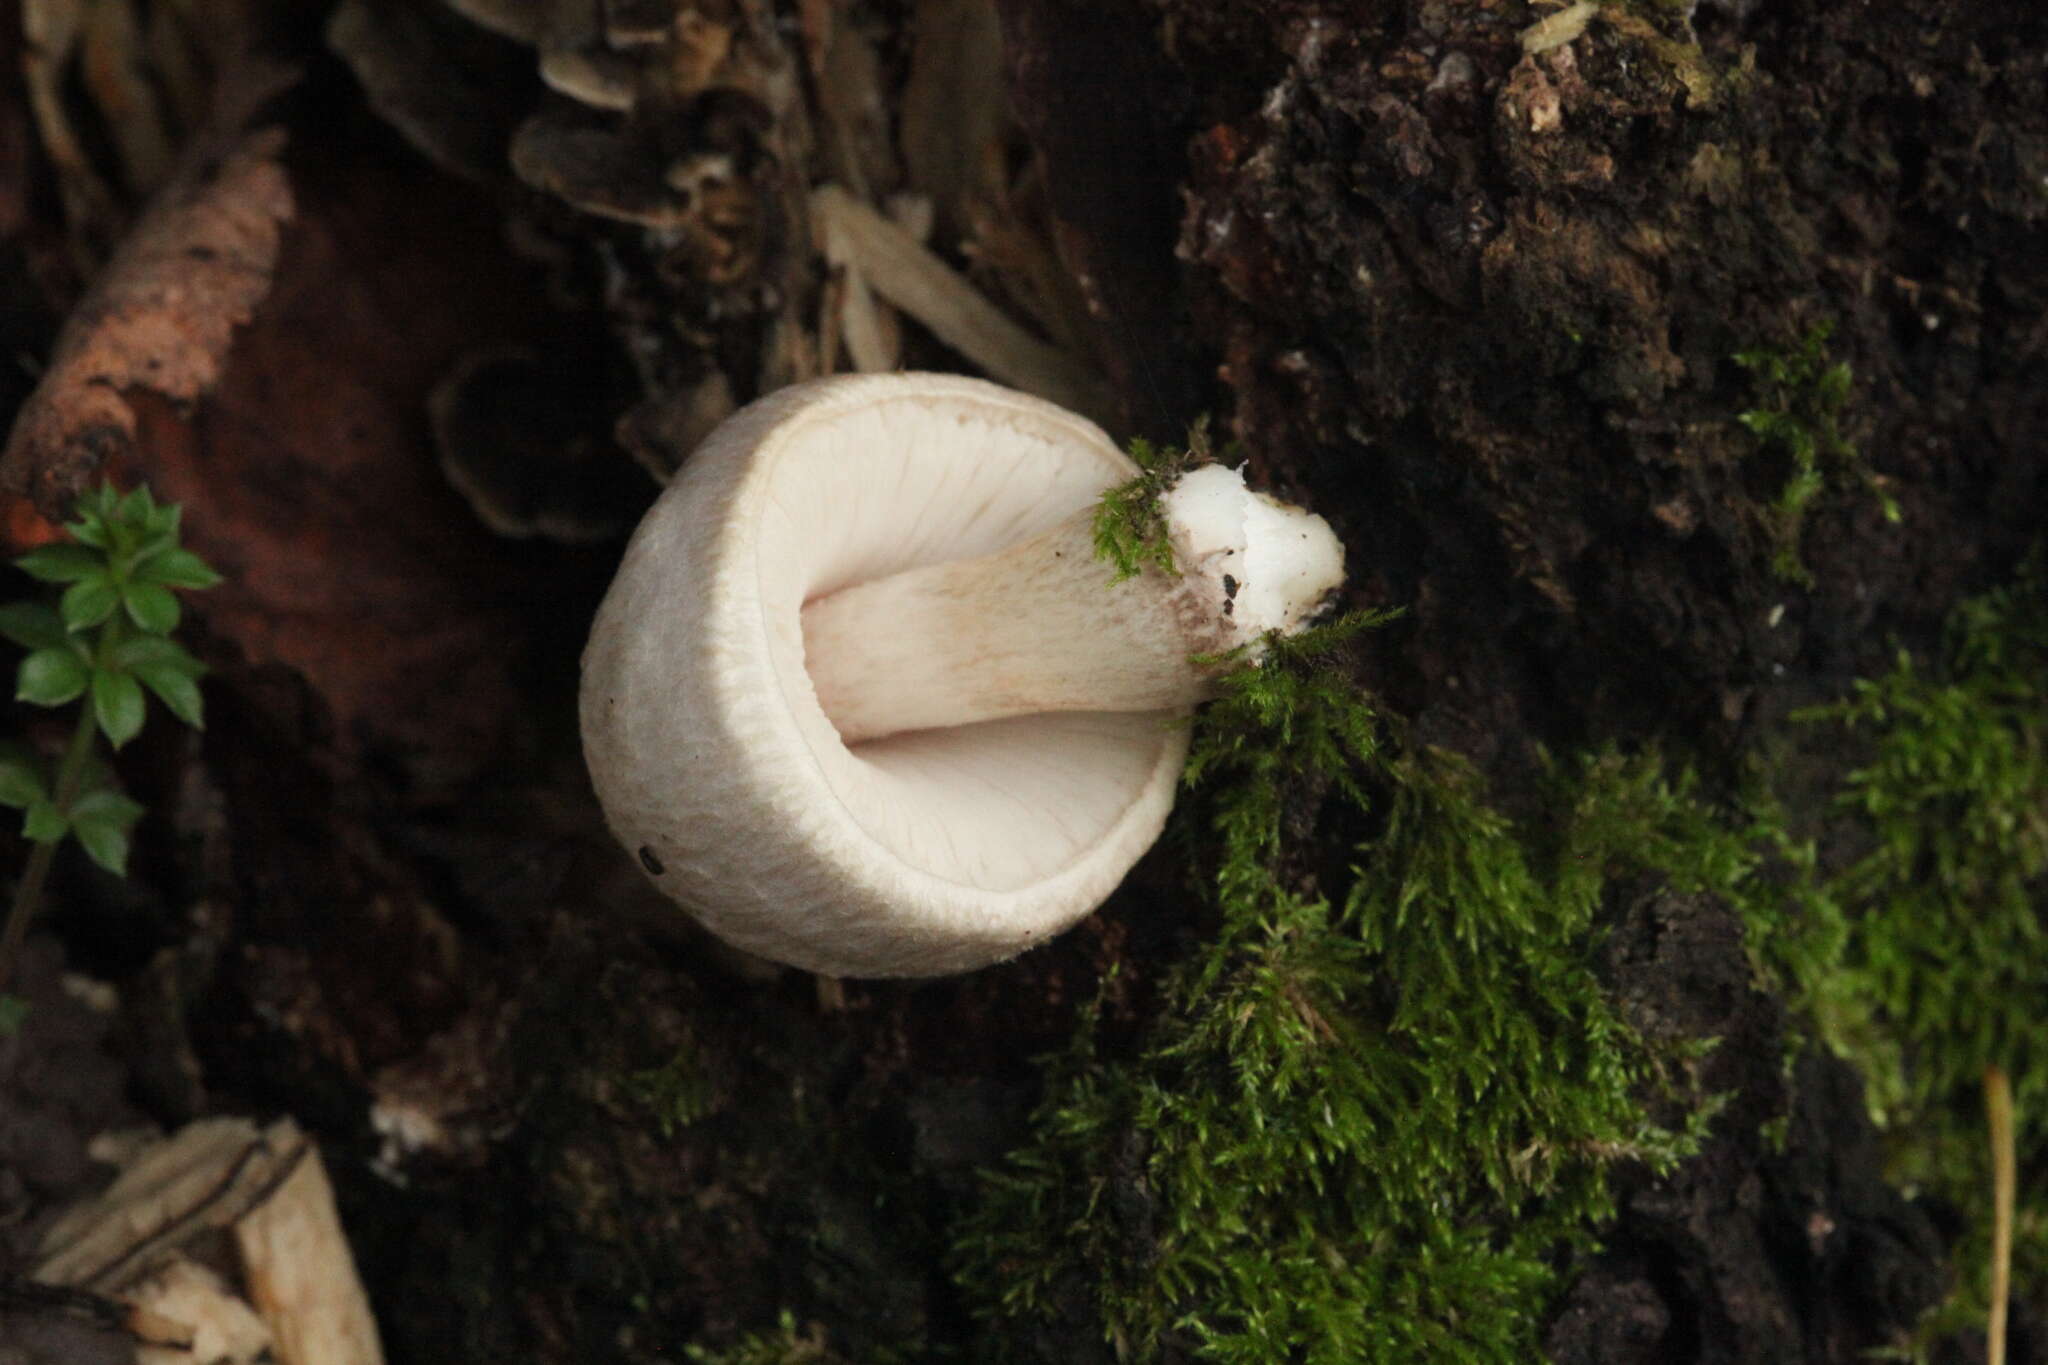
[{"left": 579, "top": 374, "right": 1190, "bottom": 977}]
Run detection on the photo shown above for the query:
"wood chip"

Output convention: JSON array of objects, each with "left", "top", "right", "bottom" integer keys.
[
  {"left": 34, "top": 1117, "right": 294, "bottom": 1289},
  {"left": 234, "top": 1131, "right": 385, "bottom": 1365},
  {"left": 130, "top": 1258, "right": 272, "bottom": 1365},
  {"left": 35, "top": 1118, "right": 386, "bottom": 1365},
  {"left": 829, "top": 260, "right": 903, "bottom": 374},
  {"left": 810, "top": 183, "right": 1105, "bottom": 420},
  {"left": 1521, "top": 1, "right": 1600, "bottom": 54}
]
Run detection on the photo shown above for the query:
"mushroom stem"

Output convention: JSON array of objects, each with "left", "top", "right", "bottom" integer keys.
[{"left": 802, "top": 465, "right": 1343, "bottom": 745}]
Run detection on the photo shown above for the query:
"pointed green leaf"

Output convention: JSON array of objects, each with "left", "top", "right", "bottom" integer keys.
[
  {"left": 121, "top": 581, "right": 180, "bottom": 635},
  {"left": 116, "top": 486, "right": 151, "bottom": 525},
  {"left": 107, "top": 520, "right": 140, "bottom": 564},
  {"left": 134, "top": 501, "right": 182, "bottom": 558},
  {"left": 131, "top": 546, "right": 221, "bottom": 590},
  {"left": 71, "top": 816, "right": 131, "bottom": 876},
  {"left": 112, "top": 635, "right": 204, "bottom": 676},
  {"left": 0, "top": 754, "right": 45, "bottom": 808},
  {"left": 0, "top": 601, "right": 72, "bottom": 651},
  {"left": 135, "top": 663, "right": 204, "bottom": 730},
  {"left": 18, "top": 646, "right": 90, "bottom": 706},
  {"left": 92, "top": 668, "right": 146, "bottom": 747},
  {"left": 60, "top": 576, "right": 120, "bottom": 631},
  {"left": 16, "top": 542, "right": 104, "bottom": 584},
  {"left": 69, "top": 787, "right": 139, "bottom": 877},
  {"left": 71, "top": 786, "right": 146, "bottom": 828},
  {"left": 66, "top": 514, "right": 109, "bottom": 548},
  {"left": 22, "top": 797, "right": 68, "bottom": 842},
  {"left": 0, "top": 993, "right": 28, "bottom": 1036}
]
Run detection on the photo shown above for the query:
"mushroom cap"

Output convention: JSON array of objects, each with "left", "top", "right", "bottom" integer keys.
[{"left": 580, "top": 373, "right": 1190, "bottom": 977}]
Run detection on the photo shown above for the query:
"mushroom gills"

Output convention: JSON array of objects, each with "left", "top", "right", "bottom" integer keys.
[{"left": 800, "top": 462, "right": 1343, "bottom": 745}]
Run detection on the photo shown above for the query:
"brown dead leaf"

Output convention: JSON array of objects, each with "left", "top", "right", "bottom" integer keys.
[{"left": 1, "top": 78, "right": 295, "bottom": 521}]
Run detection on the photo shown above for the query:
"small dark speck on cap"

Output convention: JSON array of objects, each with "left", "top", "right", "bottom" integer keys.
[{"left": 638, "top": 846, "right": 665, "bottom": 875}]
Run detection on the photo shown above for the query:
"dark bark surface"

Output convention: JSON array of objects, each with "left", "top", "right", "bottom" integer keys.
[{"left": 1019, "top": 0, "right": 2045, "bottom": 751}]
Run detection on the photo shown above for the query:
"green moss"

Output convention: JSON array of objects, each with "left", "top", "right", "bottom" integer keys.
[
  {"left": 939, "top": 481, "right": 2044, "bottom": 1362},
  {"left": 1814, "top": 578, "right": 2048, "bottom": 1110},
  {"left": 624, "top": 1046, "right": 717, "bottom": 1137},
  {"left": 1744, "top": 569, "right": 2048, "bottom": 1349},
  {"left": 944, "top": 570, "right": 2048, "bottom": 1357},
  {"left": 951, "top": 618, "right": 1732, "bottom": 1362},
  {"left": 1091, "top": 419, "right": 1217, "bottom": 581},
  {"left": 1733, "top": 321, "right": 1900, "bottom": 583},
  {"left": 682, "top": 1311, "right": 840, "bottom": 1365}
]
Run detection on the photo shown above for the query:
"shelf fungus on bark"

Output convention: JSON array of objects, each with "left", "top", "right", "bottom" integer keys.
[{"left": 580, "top": 373, "right": 1344, "bottom": 977}]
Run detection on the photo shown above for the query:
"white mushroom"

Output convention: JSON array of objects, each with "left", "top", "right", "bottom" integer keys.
[{"left": 579, "top": 373, "right": 1345, "bottom": 977}]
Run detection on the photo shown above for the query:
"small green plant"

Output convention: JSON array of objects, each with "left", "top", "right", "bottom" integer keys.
[
  {"left": 1734, "top": 321, "right": 1900, "bottom": 584},
  {"left": 1091, "top": 418, "right": 1216, "bottom": 581},
  {"left": 0, "top": 483, "right": 220, "bottom": 1010}
]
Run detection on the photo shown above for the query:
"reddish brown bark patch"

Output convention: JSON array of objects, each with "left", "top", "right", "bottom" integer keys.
[{"left": 135, "top": 111, "right": 597, "bottom": 787}]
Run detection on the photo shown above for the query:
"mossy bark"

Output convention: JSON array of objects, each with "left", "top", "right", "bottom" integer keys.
[
  {"left": 992, "top": 0, "right": 2044, "bottom": 1359},
  {"left": 1006, "top": 0, "right": 2044, "bottom": 749}
]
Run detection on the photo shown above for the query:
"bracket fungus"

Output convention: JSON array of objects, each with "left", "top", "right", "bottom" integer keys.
[{"left": 580, "top": 373, "right": 1344, "bottom": 977}]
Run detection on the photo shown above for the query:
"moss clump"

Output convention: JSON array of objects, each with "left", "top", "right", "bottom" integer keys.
[
  {"left": 1091, "top": 419, "right": 1217, "bottom": 581},
  {"left": 1746, "top": 570, "right": 2048, "bottom": 1348},
  {"left": 681, "top": 1311, "right": 841, "bottom": 1365},
  {"left": 1733, "top": 321, "right": 1900, "bottom": 583},
  {"left": 952, "top": 617, "right": 1729, "bottom": 1362},
  {"left": 624, "top": 1045, "right": 717, "bottom": 1137}
]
